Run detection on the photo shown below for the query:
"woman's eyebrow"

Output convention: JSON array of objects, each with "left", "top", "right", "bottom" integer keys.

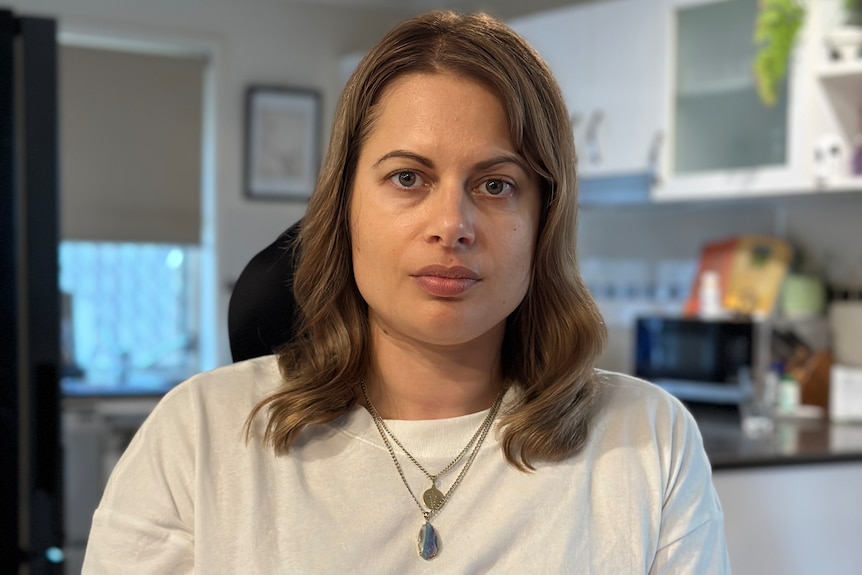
[
  {"left": 373, "top": 150, "right": 528, "bottom": 173},
  {"left": 373, "top": 150, "right": 434, "bottom": 169},
  {"left": 473, "top": 153, "right": 529, "bottom": 173}
]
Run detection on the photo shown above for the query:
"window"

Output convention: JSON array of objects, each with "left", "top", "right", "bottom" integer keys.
[{"left": 59, "top": 241, "right": 199, "bottom": 396}]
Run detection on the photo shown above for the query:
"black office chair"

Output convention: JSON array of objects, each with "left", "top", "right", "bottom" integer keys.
[{"left": 227, "top": 219, "right": 302, "bottom": 362}]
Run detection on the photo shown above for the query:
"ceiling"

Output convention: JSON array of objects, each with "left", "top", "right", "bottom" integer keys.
[{"left": 288, "top": 0, "right": 589, "bottom": 20}]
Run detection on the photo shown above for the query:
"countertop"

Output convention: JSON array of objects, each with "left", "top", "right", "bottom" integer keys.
[
  {"left": 688, "top": 403, "right": 862, "bottom": 470},
  {"left": 62, "top": 375, "right": 862, "bottom": 471}
]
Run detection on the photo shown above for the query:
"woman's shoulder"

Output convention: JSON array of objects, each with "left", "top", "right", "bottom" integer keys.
[
  {"left": 590, "top": 369, "right": 699, "bottom": 437},
  {"left": 582, "top": 370, "right": 711, "bottom": 492},
  {"left": 157, "top": 354, "right": 284, "bottom": 417},
  {"left": 594, "top": 369, "right": 686, "bottom": 409}
]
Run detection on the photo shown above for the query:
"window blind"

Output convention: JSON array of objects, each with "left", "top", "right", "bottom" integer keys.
[{"left": 59, "top": 46, "right": 204, "bottom": 244}]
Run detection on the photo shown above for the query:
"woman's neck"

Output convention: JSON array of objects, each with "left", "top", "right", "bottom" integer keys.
[{"left": 363, "top": 325, "right": 504, "bottom": 420}]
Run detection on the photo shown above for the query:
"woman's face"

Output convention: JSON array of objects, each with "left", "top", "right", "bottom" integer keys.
[{"left": 349, "top": 72, "right": 541, "bottom": 350}]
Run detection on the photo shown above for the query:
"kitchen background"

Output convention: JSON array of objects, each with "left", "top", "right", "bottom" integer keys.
[{"left": 4, "top": 0, "right": 862, "bottom": 573}]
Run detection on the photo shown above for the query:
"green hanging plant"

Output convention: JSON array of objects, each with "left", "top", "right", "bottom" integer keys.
[
  {"left": 753, "top": 0, "right": 806, "bottom": 107},
  {"left": 845, "top": 0, "right": 862, "bottom": 26}
]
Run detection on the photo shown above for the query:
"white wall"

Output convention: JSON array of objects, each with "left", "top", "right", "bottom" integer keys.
[
  {"left": 577, "top": 192, "right": 862, "bottom": 374},
  {"left": 579, "top": 193, "right": 862, "bottom": 275},
  {"left": 11, "top": 0, "right": 407, "bottom": 365}
]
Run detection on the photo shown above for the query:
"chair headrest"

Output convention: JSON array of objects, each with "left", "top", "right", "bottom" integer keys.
[{"left": 227, "top": 219, "right": 301, "bottom": 362}]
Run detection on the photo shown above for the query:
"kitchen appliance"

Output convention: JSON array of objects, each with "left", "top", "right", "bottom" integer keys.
[
  {"left": 634, "top": 315, "right": 770, "bottom": 405},
  {"left": 830, "top": 364, "right": 862, "bottom": 422},
  {"left": 829, "top": 300, "right": 862, "bottom": 367},
  {"left": 1, "top": 9, "right": 64, "bottom": 573}
]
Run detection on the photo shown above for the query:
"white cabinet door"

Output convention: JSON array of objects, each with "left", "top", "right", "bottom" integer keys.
[
  {"left": 509, "top": 4, "right": 593, "bottom": 159},
  {"left": 655, "top": 0, "right": 814, "bottom": 201},
  {"left": 510, "top": 0, "right": 666, "bottom": 178},
  {"left": 714, "top": 463, "right": 862, "bottom": 575}
]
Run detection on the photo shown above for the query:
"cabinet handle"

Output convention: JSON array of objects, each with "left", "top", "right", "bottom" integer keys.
[
  {"left": 585, "top": 109, "right": 604, "bottom": 165},
  {"left": 647, "top": 130, "right": 664, "bottom": 181}
]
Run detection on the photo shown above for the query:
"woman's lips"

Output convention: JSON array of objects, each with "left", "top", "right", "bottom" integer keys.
[{"left": 412, "top": 266, "right": 480, "bottom": 297}]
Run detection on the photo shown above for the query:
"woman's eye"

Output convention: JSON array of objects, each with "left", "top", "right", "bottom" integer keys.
[
  {"left": 389, "top": 171, "right": 423, "bottom": 189},
  {"left": 481, "top": 178, "right": 513, "bottom": 196}
]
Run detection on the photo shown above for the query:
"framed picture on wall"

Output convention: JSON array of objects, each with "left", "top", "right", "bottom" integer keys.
[{"left": 244, "top": 86, "right": 320, "bottom": 200}]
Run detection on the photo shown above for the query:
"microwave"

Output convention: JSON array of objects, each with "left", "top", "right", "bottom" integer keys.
[{"left": 634, "top": 316, "right": 769, "bottom": 405}]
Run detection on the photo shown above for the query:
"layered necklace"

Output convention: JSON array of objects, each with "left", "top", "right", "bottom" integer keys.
[{"left": 360, "top": 380, "right": 505, "bottom": 560}]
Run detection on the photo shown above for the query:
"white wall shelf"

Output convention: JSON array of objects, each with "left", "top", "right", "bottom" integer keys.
[
  {"left": 818, "top": 59, "right": 862, "bottom": 80},
  {"left": 815, "top": 175, "right": 862, "bottom": 192}
]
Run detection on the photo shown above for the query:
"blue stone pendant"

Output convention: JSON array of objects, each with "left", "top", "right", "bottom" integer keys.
[{"left": 417, "top": 521, "right": 440, "bottom": 560}]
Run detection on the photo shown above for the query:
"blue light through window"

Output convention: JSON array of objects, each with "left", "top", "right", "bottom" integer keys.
[{"left": 59, "top": 241, "right": 199, "bottom": 396}]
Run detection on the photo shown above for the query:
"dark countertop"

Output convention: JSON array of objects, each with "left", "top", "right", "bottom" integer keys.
[{"left": 688, "top": 403, "right": 862, "bottom": 470}]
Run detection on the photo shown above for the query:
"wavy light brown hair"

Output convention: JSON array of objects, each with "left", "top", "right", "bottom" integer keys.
[{"left": 247, "top": 10, "right": 606, "bottom": 470}]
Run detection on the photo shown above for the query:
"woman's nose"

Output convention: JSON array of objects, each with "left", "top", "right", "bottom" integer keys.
[{"left": 425, "top": 182, "right": 475, "bottom": 248}]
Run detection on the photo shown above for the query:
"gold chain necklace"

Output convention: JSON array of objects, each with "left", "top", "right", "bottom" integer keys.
[{"left": 360, "top": 380, "right": 505, "bottom": 560}]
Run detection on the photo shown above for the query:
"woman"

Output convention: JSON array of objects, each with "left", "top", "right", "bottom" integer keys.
[{"left": 84, "top": 11, "right": 730, "bottom": 573}]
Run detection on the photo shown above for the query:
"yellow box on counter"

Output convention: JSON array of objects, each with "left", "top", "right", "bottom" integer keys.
[
  {"left": 830, "top": 364, "right": 862, "bottom": 422},
  {"left": 684, "top": 234, "right": 792, "bottom": 318}
]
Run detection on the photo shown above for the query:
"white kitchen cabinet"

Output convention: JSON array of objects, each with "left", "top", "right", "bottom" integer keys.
[
  {"left": 714, "top": 463, "right": 862, "bottom": 575},
  {"left": 510, "top": 0, "right": 666, "bottom": 179},
  {"left": 654, "top": 0, "right": 815, "bottom": 201}
]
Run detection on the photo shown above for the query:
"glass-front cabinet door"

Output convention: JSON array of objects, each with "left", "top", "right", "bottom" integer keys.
[
  {"left": 675, "top": 0, "right": 787, "bottom": 173},
  {"left": 656, "top": 0, "right": 814, "bottom": 201}
]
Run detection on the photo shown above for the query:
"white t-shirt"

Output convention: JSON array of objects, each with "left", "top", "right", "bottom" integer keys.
[{"left": 83, "top": 355, "right": 731, "bottom": 574}]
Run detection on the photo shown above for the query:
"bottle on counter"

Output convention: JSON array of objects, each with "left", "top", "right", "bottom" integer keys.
[
  {"left": 777, "top": 373, "right": 801, "bottom": 415},
  {"left": 762, "top": 363, "right": 780, "bottom": 414},
  {"left": 698, "top": 269, "right": 725, "bottom": 319}
]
